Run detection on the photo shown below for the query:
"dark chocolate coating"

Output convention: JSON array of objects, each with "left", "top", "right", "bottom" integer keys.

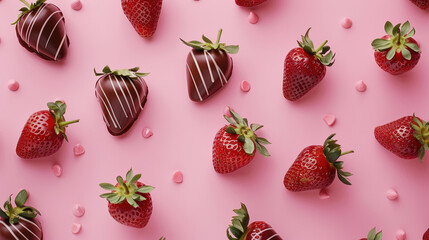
[
  {"left": 15, "top": 3, "right": 69, "bottom": 61},
  {"left": 0, "top": 218, "right": 43, "bottom": 240},
  {"left": 186, "top": 49, "right": 233, "bottom": 102},
  {"left": 95, "top": 74, "right": 149, "bottom": 136}
]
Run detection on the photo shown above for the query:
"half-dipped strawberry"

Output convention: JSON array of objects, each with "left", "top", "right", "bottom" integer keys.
[
  {"left": 94, "top": 66, "right": 149, "bottom": 136},
  {"left": 0, "top": 190, "right": 43, "bottom": 240},
  {"left": 374, "top": 115, "right": 429, "bottom": 161},
  {"left": 100, "top": 169, "right": 154, "bottom": 228},
  {"left": 235, "top": 0, "right": 267, "bottom": 7},
  {"left": 361, "top": 227, "right": 382, "bottom": 240},
  {"left": 180, "top": 29, "right": 239, "bottom": 102},
  {"left": 410, "top": 0, "right": 429, "bottom": 9},
  {"left": 13, "top": 0, "right": 69, "bottom": 61},
  {"left": 122, "top": 0, "right": 163, "bottom": 38},
  {"left": 227, "top": 203, "right": 282, "bottom": 240},
  {"left": 16, "top": 101, "right": 79, "bottom": 159},
  {"left": 213, "top": 109, "right": 270, "bottom": 174},
  {"left": 283, "top": 28, "right": 335, "bottom": 101},
  {"left": 371, "top": 21, "right": 421, "bottom": 75},
  {"left": 284, "top": 134, "right": 353, "bottom": 192}
]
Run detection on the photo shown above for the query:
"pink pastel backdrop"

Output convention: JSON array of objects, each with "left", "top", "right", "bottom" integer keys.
[{"left": 1, "top": 0, "right": 429, "bottom": 239}]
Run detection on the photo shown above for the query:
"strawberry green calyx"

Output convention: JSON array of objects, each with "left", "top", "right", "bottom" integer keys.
[
  {"left": 371, "top": 21, "right": 421, "bottom": 61},
  {"left": 410, "top": 114, "right": 429, "bottom": 161},
  {"left": 0, "top": 190, "right": 41, "bottom": 225},
  {"left": 12, "top": 0, "right": 46, "bottom": 25},
  {"left": 47, "top": 101, "right": 79, "bottom": 142},
  {"left": 366, "top": 227, "right": 383, "bottom": 240},
  {"left": 298, "top": 28, "right": 335, "bottom": 66},
  {"left": 224, "top": 108, "right": 271, "bottom": 157},
  {"left": 180, "top": 29, "right": 239, "bottom": 54},
  {"left": 227, "top": 203, "right": 249, "bottom": 240},
  {"left": 99, "top": 169, "right": 154, "bottom": 209},
  {"left": 94, "top": 65, "right": 150, "bottom": 79},
  {"left": 323, "top": 134, "right": 353, "bottom": 185}
]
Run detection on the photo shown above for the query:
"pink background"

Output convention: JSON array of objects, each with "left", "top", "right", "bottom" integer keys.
[{"left": 1, "top": 0, "right": 429, "bottom": 239}]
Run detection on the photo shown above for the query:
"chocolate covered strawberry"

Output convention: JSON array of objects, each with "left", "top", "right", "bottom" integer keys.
[
  {"left": 180, "top": 29, "right": 239, "bottom": 102},
  {"left": 361, "top": 227, "right": 382, "bottom": 240},
  {"left": 235, "top": 0, "right": 267, "bottom": 7},
  {"left": 16, "top": 101, "right": 79, "bottom": 159},
  {"left": 94, "top": 66, "right": 149, "bottom": 136},
  {"left": 13, "top": 0, "right": 69, "bottom": 61},
  {"left": 374, "top": 115, "right": 429, "bottom": 161},
  {"left": 0, "top": 190, "right": 43, "bottom": 240},
  {"left": 284, "top": 134, "right": 353, "bottom": 192},
  {"left": 371, "top": 21, "right": 421, "bottom": 75},
  {"left": 122, "top": 0, "right": 162, "bottom": 38},
  {"left": 212, "top": 109, "right": 270, "bottom": 174},
  {"left": 283, "top": 28, "right": 335, "bottom": 101},
  {"left": 410, "top": 0, "right": 429, "bottom": 9},
  {"left": 227, "top": 203, "right": 282, "bottom": 240},
  {"left": 100, "top": 169, "right": 154, "bottom": 228}
]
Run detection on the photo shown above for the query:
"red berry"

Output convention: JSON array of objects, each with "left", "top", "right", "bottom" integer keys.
[
  {"left": 283, "top": 29, "right": 334, "bottom": 101},
  {"left": 121, "top": 0, "right": 163, "bottom": 38},
  {"left": 235, "top": 0, "right": 267, "bottom": 7},
  {"left": 410, "top": 0, "right": 429, "bottom": 9}
]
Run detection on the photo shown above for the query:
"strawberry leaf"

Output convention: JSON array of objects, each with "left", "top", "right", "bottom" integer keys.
[
  {"left": 14, "top": 190, "right": 28, "bottom": 207},
  {"left": 386, "top": 48, "right": 396, "bottom": 60},
  {"left": 401, "top": 47, "right": 411, "bottom": 60},
  {"left": 243, "top": 138, "right": 255, "bottom": 155}
]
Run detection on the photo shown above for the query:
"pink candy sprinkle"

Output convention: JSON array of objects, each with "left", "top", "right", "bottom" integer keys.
[
  {"left": 240, "top": 80, "right": 251, "bottom": 92},
  {"left": 71, "top": 0, "right": 82, "bottom": 11},
  {"left": 396, "top": 229, "right": 406, "bottom": 240},
  {"left": 142, "top": 128, "right": 153, "bottom": 138},
  {"left": 223, "top": 107, "right": 234, "bottom": 117},
  {"left": 8, "top": 79, "right": 19, "bottom": 91},
  {"left": 319, "top": 188, "right": 330, "bottom": 200},
  {"left": 72, "top": 223, "right": 82, "bottom": 234},
  {"left": 73, "top": 204, "right": 85, "bottom": 217},
  {"left": 173, "top": 171, "right": 183, "bottom": 184},
  {"left": 341, "top": 17, "right": 352, "bottom": 29},
  {"left": 52, "top": 164, "right": 62, "bottom": 177},
  {"left": 248, "top": 12, "right": 259, "bottom": 24},
  {"left": 73, "top": 144, "right": 85, "bottom": 156},
  {"left": 355, "top": 80, "right": 367, "bottom": 92},
  {"left": 323, "top": 114, "right": 336, "bottom": 126},
  {"left": 386, "top": 189, "right": 398, "bottom": 200}
]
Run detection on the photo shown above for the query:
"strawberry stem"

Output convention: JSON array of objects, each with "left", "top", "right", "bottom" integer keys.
[
  {"left": 58, "top": 119, "right": 80, "bottom": 127},
  {"left": 215, "top": 29, "right": 223, "bottom": 47},
  {"left": 19, "top": 0, "right": 31, "bottom": 8},
  {"left": 341, "top": 150, "right": 354, "bottom": 156},
  {"left": 315, "top": 40, "right": 328, "bottom": 53}
]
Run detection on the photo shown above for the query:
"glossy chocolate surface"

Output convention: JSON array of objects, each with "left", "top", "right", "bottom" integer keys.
[
  {"left": 95, "top": 74, "right": 149, "bottom": 136},
  {"left": 0, "top": 218, "right": 43, "bottom": 240},
  {"left": 15, "top": 3, "right": 69, "bottom": 61},
  {"left": 186, "top": 49, "right": 233, "bottom": 102}
]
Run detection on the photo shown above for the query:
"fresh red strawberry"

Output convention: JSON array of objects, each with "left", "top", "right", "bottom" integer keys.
[
  {"left": 212, "top": 109, "right": 270, "bottom": 174},
  {"left": 410, "top": 0, "right": 429, "bottom": 9},
  {"left": 423, "top": 228, "right": 429, "bottom": 240},
  {"left": 227, "top": 203, "right": 282, "bottom": 240},
  {"left": 121, "top": 0, "right": 163, "bottom": 38},
  {"left": 283, "top": 28, "right": 335, "bottom": 101},
  {"left": 235, "top": 0, "right": 267, "bottom": 7},
  {"left": 0, "top": 189, "right": 43, "bottom": 240},
  {"left": 100, "top": 169, "right": 154, "bottom": 228},
  {"left": 284, "top": 134, "right": 353, "bottom": 192},
  {"left": 371, "top": 21, "right": 421, "bottom": 75},
  {"left": 16, "top": 101, "right": 79, "bottom": 159},
  {"left": 361, "top": 227, "right": 383, "bottom": 240},
  {"left": 374, "top": 115, "right": 429, "bottom": 161}
]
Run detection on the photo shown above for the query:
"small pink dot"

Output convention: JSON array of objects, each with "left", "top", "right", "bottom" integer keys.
[
  {"left": 355, "top": 80, "right": 367, "bottom": 92},
  {"left": 386, "top": 188, "right": 398, "bottom": 200},
  {"left": 319, "top": 188, "right": 330, "bottom": 200},
  {"left": 173, "top": 171, "right": 183, "bottom": 184},
  {"left": 142, "top": 128, "right": 153, "bottom": 138},
  {"left": 248, "top": 12, "right": 259, "bottom": 24},
  {"left": 52, "top": 164, "right": 62, "bottom": 177},
  {"left": 8, "top": 79, "right": 19, "bottom": 91},
  {"left": 341, "top": 17, "right": 352, "bottom": 29},
  {"left": 73, "top": 144, "right": 85, "bottom": 156},
  {"left": 396, "top": 229, "right": 406, "bottom": 240},
  {"left": 323, "top": 114, "right": 336, "bottom": 126},
  {"left": 73, "top": 204, "right": 85, "bottom": 217},
  {"left": 240, "top": 80, "right": 251, "bottom": 92},
  {"left": 71, "top": 0, "right": 82, "bottom": 10},
  {"left": 72, "top": 223, "right": 82, "bottom": 234},
  {"left": 223, "top": 107, "right": 234, "bottom": 117}
]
